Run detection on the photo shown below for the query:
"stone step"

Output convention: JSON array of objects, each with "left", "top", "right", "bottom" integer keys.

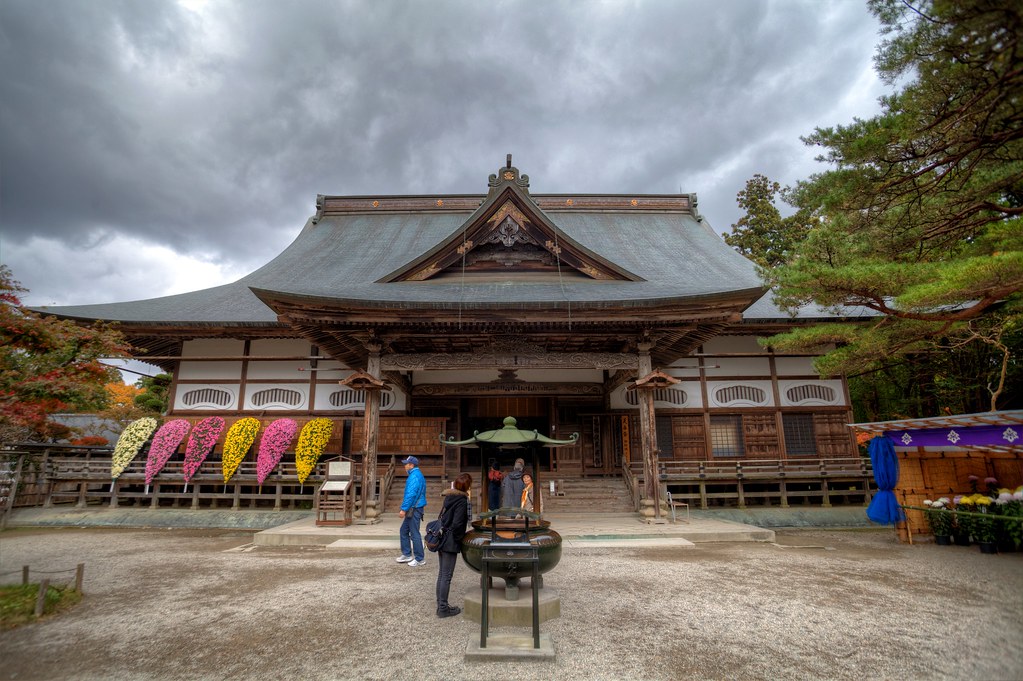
[{"left": 383, "top": 476, "right": 635, "bottom": 513}]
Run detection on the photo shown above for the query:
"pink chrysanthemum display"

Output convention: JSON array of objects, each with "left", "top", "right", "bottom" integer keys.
[
  {"left": 144, "top": 419, "right": 191, "bottom": 485},
  {"left": 182, "top": 416, "right": 226, "bottom": 483},
  {"left": 255, "top": 418, "right": 298, "bottom": 485}
]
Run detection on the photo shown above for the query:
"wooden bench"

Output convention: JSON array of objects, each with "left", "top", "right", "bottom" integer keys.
[{"left": 315, "top": 460, "right": 354, "bottom": 526}]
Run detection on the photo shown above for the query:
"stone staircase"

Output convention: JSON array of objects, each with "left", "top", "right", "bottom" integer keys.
[
  {"left": 541, "top": 477, "right": 634, "bottom": 513},
  {"left": 382, "top": 476, "right": 635, "bottom": 514}
]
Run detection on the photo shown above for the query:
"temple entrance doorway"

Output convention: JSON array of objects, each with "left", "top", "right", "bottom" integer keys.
[{"left": 461, "top": 397, "right": 551, "bottom": 473}]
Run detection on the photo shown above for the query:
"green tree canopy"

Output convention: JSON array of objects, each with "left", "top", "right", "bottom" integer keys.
[
  {"left": 0, "top": 265, "right": 130, "bottom": 441},
  {"left": 134, "top": 373, "right": 172, "bottom": 415},
  {"left": 762, "top": 0, "right": 1023, "bottom": 410},
  {"left": 722, "top": 174, "right": 813, "bottom": 268}
]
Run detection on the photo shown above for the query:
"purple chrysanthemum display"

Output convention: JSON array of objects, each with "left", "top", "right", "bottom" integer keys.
[{"left": 256, "top": 418, "right": 298, "bottom": 485}]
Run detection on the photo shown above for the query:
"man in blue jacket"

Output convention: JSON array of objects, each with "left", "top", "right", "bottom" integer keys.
[{"left": 396, "top": 455, "right": 428, "bottom": 566}]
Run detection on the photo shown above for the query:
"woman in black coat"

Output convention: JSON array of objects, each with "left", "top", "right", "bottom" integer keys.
[{"left": 436, "top": 472, "right": 472, "bottom": 617}]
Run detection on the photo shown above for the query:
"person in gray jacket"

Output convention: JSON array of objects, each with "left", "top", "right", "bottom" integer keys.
[{"left": 499, "top": 458, "right": 526, "bottom": 512}]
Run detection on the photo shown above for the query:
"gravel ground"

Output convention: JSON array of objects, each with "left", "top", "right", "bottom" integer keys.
[{"left": 0, "top": 527, "right": 1020, "bottom": 681}]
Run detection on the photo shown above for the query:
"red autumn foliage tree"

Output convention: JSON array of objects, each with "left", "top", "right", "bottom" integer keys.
[{"left": 0, "top": 265, "right": 131, "bottom": 442}]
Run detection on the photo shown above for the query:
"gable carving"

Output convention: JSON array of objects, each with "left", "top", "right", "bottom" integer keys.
[
  {"left": 484, "top": 215, "right": 537, "bottom": 247},
  {"left": 382, "top": 162, "right": 642, "bottom": 284}
]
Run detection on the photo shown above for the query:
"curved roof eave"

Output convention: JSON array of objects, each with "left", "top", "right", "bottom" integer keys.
[{"left": 249, "top": 285, "right": 768, "bottom": 312}]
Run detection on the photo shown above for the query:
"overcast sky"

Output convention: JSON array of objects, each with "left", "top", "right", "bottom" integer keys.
[{"left": 0, "top": 0, "right": 887, "bottom": 308}]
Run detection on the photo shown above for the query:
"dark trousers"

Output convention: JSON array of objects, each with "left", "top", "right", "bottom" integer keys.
[
  {"left": 488, "top": 484, "right": 501, "bottom": 512},
  {"left": 436, "top": 550, "right": 458, "bottom": 609}
]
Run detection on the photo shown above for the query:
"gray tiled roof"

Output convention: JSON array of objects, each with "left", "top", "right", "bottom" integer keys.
[{"left": 37, "top": 199, "right": 766, "bottom": 324}]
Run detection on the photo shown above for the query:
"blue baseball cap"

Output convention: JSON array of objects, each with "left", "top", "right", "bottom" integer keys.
[{"left": 401, "top": 455, "right": 419, "bottom": 465}]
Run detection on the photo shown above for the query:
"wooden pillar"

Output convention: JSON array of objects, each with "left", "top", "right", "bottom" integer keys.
[
  {"left": 41, "top": 450, "right": 54, "bottom": 508},
  {"left": 1, "top": 454, "right": 25, "bottom": 529},
  {"left": 360, "top": 341, "right": 383, "bottom": 520},
  {"left": 636, "top": 342, "right": 662, "bottom": 519}
]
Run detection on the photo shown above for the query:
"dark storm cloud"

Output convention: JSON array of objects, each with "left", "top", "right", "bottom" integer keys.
[{"left": 0, "top": 0, "right": 884, "bottom": 305}]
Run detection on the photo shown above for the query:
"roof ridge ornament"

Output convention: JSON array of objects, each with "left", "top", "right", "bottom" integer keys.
[{"left": 488, "top": 154, "right": 530, "bottom": 195}]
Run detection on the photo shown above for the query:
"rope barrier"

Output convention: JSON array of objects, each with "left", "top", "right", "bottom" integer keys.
[
  {"left": 900, "top": 504, "right": 1023, "bottom": 523},
  {"left": 2, "top": 563, "right": 85, "bottom": 592},
  {"left": 458, "top": 220, "right": 467, "bottom": 330}
]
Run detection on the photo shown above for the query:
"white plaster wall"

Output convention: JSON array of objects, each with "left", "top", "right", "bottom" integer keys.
[
  {"left": 178, "top": 362, "right": 243, "bottom": 380},
  {"left": 701, "top": 336, "right": 765, "bottom": 354},
  {"left": 247, "top": 339, "right": 315, "bottom": 380},
  {"left": 702, "top": 357, "right": 771, "bottom": 377},
  {"left": 178, "top": 339, "right": 244, "bottom": 380},
  {"left": 774, "top": 356, "right": 819, "bottom": 376}
]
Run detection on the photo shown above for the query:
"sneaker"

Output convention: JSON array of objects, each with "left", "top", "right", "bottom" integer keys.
[
  {"left": 437, "top": 606, "right": 461, "bottom": 618},
  {"left": 408, "top": 558, "right": 426, "bottom": 567},
  {"left": 395, "top": 555, "right": 413, "bottom": 563}
]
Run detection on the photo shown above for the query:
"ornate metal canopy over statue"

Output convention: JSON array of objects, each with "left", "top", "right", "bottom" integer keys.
[
  {"left": 441, "top": 416, "right": 578, "bottom": 599},
  {"left": 441, "top": 416, "right": 578, "bottom": 515}
]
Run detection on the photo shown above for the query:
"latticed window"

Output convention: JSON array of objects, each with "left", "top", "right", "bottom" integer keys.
[
  {"left": 785, "top": 384, "right": 836, "bottom": 404},
  {"left": 181, "top": 387, "right": 233, "bottom": 408},
  {"left": 624, "top": 387, "right": 687, "bottom": 406},
  {"left": 783, "top": 413, "right": 817, "bottom": 457},
  {"left": 250, "top": 388, "right": 303, "bottom": 408},
  {"left": 328, "top": 388, "right": 394, "bottom": 410},
  {"left": 710, "top": 415, "right": 744, "bottom": 457},
  {"left": 713, "top": 384, "right": 768, "bottom": 406}
]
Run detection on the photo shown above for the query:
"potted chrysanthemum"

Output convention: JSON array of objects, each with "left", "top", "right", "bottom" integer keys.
[
  {"left": 922, "top": 498, "right": 953, "bottom": 544},
  {"left": 970, "top": 494, "right": 998, "bottom": 553},
  {"left": 953, "top": 494, "right": 977, "bottom": 545},
  {"left": 994, "top": 487, "right": 1023, "bottom": 551}
]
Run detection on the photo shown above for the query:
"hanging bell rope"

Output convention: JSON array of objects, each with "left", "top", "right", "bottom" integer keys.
[{"left": 551, "top": 221, "right": 571, "bottom": 329}]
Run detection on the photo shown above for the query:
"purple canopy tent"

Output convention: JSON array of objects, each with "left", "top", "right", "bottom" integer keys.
[{"left": 851, "top": 410, "right": 1023, "bottom": 542}]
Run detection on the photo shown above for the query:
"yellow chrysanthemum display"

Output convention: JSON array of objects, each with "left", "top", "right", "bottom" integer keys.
[
  {"left": 295, "top": 418, "right": 334, "bottom": 484},
  {"left": 111, "top": 417, "right": 159, "bottom": 479},
  {"left": 222, "top": 417, "right": 261, "bottom": 483}
]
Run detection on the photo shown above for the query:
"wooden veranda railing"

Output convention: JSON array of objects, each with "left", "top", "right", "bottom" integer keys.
[
  {"left": 0, "top": 444, "right": 401, "bottom": 514},
  {"left": 629, "top": 457, "right": 875, "bottom": 510}
]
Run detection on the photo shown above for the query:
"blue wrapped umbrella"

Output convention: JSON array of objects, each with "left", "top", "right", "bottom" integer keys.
[{"left": 866, "top": 436, "right": 904, "bottom": 525}]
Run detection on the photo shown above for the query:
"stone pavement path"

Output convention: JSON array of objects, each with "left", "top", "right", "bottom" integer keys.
[{"left": 0, "top": 527, "right": 1020, "bottom": 680}]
